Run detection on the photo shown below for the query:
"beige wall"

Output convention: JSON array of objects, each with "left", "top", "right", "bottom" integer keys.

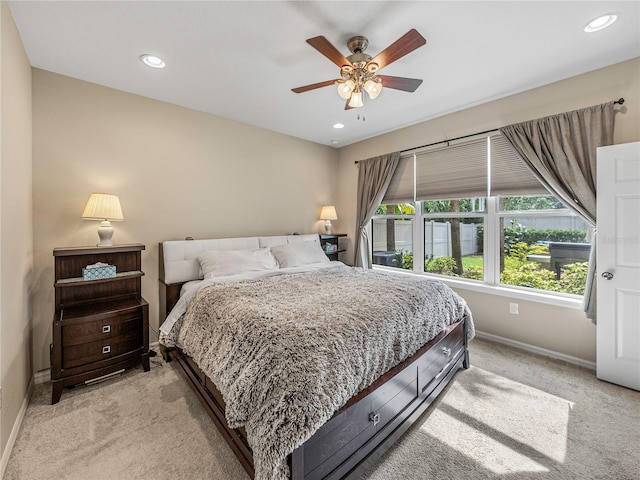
[
  {"left": 31, "top": 69, "right": 339, "bottom": 372},
  {"left": 1, "top": 0, "right": 33, "bottom": 458},
  {"left": 337, "top": 58, "right": 640, "bottom": 363}
]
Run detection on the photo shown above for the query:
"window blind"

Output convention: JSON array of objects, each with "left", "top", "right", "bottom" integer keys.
[
  {"left": 490, "top": 134, "right": 548, "bottom": 196},
  {"left": 382, "top": 154, "right": 414, "bottom": 204},
  {"left": 381, "top": 133, "right": 548, "bottom": 205},
  {"left": 415, "top": 138, "right": 488, "bottom": 200}
]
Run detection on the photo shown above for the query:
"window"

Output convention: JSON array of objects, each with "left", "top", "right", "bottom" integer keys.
[
  {"left": 372, "top": 135, "right": 589, "bottom": 297},
  {"left": 498, "top": 196, "right": 590, "bottom": 295},
  {"left": 372, "top": 203, "right": 414, "bottom": 269},
  {"left": 374, "top": 199, "right": 486, "bottom": 280}
]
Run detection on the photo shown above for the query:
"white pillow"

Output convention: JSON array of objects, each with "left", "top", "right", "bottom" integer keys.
[
  {"left": 271, "top": 241, "right": 330, "bottom": 268},
  {"left": 197, "top": 247, "right": 279, "bottom": 279}
]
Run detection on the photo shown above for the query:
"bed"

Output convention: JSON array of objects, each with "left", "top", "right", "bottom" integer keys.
[{"left": 158, "top": 234, "right": 474, "bottom": 480}]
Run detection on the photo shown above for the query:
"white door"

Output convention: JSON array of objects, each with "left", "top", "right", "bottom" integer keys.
[{"left": 596, "top": 141, "right": 640, "bottom": 391}]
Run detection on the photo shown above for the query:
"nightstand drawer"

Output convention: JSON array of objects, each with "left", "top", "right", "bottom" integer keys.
[
  {"left": 62, "top": 331, "right": 143, "bottom": 369},
  {"left": 62, "top": 309, "right": 141, "bottom": 347}
]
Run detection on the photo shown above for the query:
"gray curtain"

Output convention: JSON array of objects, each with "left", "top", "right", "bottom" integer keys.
[
  {"left": 500, "top": 101, "right": 615, "bottom": 322},
  {"left": 354, "top": 152, "right": 401, "bottom": 268}
]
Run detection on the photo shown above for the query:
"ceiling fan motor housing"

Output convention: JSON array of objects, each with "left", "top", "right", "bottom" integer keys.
[
  {"left": 346, "top": 35, "right": 374, "bottom": 70},
  {"left": 347, "top": 35, "right": 369, "bottom": 54}
]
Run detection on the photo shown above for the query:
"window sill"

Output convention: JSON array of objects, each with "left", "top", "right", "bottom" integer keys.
[{"left": 372, "top": 265, "right": 584, "bottom": 310}]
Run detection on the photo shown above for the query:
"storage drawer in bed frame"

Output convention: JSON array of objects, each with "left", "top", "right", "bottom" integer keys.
[
  {"left": 164, "top": 319, "right": 468, "bottom": 480},
  {"left": 298, "top": 320, "right": 465, "bottom": 480}
]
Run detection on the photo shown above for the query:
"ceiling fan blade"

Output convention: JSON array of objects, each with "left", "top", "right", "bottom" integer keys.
[
  {"left": 307, "top": 36, "right": 352, "bottom": 68},
  {"left": 369, "top": 29, "right": 426, "bottom": 70},
  {"left": 292, "top": 79, "right": 338, "bottom": 94},
  {"left": 378, "top": 75, "right": 423, "bottom": 92}
]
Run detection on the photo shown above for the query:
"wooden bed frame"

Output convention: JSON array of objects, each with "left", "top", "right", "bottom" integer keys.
[{"left": 157, "top": 235, "right": 470, "bottom": 480}]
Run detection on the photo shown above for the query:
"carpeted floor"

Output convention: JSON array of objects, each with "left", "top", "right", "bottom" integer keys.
[{"left": 4, "top": 338, "right": 639, "bottom": 480}]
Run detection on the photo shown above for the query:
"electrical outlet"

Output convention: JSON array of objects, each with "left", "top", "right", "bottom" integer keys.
[{"left": 509, "top": 302, "right": 519, "bottom": 314}]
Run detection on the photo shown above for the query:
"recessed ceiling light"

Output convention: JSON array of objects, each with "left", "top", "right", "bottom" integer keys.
[
  {"left": 333, "top": 123, "right": 344, "bottom": 129},
  {"left": 331, "top": 140, "right": 339, "bottom": 144},
  {"left": 140, "top": 54, "right": 166, "bottom": 68},
  {"left": 584, "top": 14, "right": 618, "bottom": 33}
]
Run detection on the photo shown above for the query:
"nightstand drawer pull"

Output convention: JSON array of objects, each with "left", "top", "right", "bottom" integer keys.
[
  {"left": 102, "top": 345, "right": 111, "bottom": 354},
  {"left": 102, "top": 325, "right": 111, "bottom": 333},
  {"left": 442, "top": 347, "right": 452, "bottom": 357}
]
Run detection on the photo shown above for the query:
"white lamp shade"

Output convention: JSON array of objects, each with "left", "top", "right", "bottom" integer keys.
[
  {"left": 82, "top": 193, "right": 124, "bottom": 221},
  {"left": 337, "top": 79, "right": 355, "bottom": 100},
  {"left": 348, "top": 91, "right": 364, "bottom": 108},
  {"left": 364, "top": 78, "right": 382, "bottom": 99},
  {"left": 320, "top": 205, "right": 338, "bottom": 221}
]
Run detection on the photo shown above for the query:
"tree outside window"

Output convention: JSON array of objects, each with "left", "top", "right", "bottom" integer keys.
[{"left": 372, "top": 195, "right": 589, "bottom": 296}]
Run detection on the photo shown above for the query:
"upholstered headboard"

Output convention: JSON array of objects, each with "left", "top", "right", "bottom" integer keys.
[
  {"left": 158, "top": 233, "right": 321, "bottom": 321},
  {"left": 159, "top": 233, "right": 320, "bottom": 285}
]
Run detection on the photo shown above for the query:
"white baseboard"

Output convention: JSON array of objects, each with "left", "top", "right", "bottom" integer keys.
[
  {"left": 1, "top": 377, "right": 34, "bottom": 479},
  {"left": 34, "top": 369, "right": 51, "bottom": 385},
  {"left": 474, "top": 330, "right": 596, "bottom": 371}
]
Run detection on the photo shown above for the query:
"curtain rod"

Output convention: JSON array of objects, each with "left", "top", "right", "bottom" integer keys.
[{"left": 354, "top": 97, "right": 625, "bottom": 164}]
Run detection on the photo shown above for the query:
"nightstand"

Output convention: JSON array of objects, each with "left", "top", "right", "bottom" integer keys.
[
  {"left": 320, "top": 234, "right": 347, "bottom": 261},
  {"left": 50, "top": 244, "right": 149, "bottom": 404}
]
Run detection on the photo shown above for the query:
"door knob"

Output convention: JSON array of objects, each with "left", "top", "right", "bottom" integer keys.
[{"left": 601, "top": 272, "right": 614, "bottom": 280}]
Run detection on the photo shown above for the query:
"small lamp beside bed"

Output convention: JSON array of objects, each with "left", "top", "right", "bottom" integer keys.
[
  {"left": 320, "top": 205, "right": 338, "bottom": 234},
  {"left": 81, "top": 193, "right": 124, "bottom": 247}
]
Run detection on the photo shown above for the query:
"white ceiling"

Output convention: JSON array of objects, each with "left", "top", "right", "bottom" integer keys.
[{"left": 8, "top": 1, "right": 640, "bottom": 147}]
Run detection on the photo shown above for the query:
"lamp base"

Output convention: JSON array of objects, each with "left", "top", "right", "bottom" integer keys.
[
  {"left": 97, "top": 220, "right": 114, "bottom": 247},
  {"left": 324, "top": 221, "right": 332, "bottom": 235}
]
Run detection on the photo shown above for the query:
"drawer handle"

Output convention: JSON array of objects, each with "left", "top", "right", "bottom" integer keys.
[
  {"left": 102, "top": 325, "right": 111, "bottom": 333},
  {"left": 442, "top": 347, "right": 452, "bottom": 357},
  {"left": 102, "top": 346, "right": 111, "bottom": 354},
  {"left": 369, "top": 412, "right": 380, "bottom": 426}
]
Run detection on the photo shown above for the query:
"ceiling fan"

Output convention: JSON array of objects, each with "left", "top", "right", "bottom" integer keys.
[{"left": 292, "top": 29, "right": 426, "bottom": 110}]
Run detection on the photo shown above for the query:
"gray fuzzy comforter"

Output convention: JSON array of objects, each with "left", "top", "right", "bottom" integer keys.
[{"left": 161, "top": 264, "right": 473, "bottom": 479}]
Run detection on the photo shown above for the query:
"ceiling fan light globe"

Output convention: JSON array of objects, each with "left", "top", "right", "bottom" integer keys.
[
  {"left": 337, "top": 79, "right": 355, "bottom": 100},
  {"left": 348, "top": 91, "right": 364, "bottom": 108},
  {"left": 364, "top": 79, "right": 382, "bottom": 99}
]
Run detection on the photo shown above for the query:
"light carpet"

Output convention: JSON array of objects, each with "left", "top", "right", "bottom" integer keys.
[{"left": 5, "top": 339, "right": 639, "bottom": 480}]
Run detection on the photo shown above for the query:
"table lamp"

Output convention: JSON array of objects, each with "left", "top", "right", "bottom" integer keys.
[
  {"left": 320, "top": 205, "right": 338, "bottom": 234},
  {"left": 82, "top": 193, "right": 124, "bottom": 246}
]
